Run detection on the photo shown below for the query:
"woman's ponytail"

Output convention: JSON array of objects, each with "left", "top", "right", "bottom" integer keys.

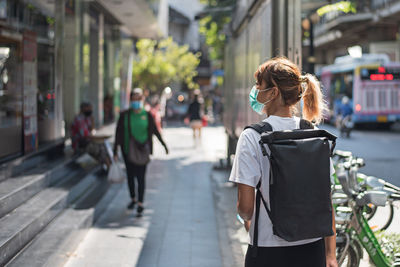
[{"left": 301, "top": 73, "right": 328, "bottom": 125}]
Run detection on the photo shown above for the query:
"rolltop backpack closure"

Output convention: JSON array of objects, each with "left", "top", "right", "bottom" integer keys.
[{"left": 245, "top": 119, "right": 337, "bottom": 255}]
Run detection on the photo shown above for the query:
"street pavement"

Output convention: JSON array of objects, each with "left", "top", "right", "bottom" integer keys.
[{"left": 64, "top": 125, "right": 227, "bottom": 267}]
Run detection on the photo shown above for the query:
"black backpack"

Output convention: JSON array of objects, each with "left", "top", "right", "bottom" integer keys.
[{"left": 245, "top": 119, "right": 337, "bottom": 250}]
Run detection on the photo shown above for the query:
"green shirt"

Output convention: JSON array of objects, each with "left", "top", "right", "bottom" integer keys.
[{"left": 124, "top": 109, "right": 149, "bottom": 154}]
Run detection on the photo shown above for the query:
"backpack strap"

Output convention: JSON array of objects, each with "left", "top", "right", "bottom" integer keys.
[
  {"left": 252, "top": 180, "right": 273, "bottom": 257},
  {"left": 245, "top": 121, "right": 273, "bottom": 134},
  {"left": 245, "top": 122, "right": 272, "bottom": 157},
  {"left": 252, "top": 181, "right": 262, "bottom": 257},
  {"left": 247, "top": 119, "right": 313, "bottom": 132},
  {"left": 244, "top": 121, "right": 274, "bottom": 257},
  {"left": 300, "top": 119, "right": 314, "bottom": 129}
]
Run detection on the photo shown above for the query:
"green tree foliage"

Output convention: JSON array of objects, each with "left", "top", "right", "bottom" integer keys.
[
  {"left": 317, "top": 1, "right": 357, "bottom": 17},
  {"left": 198, "top": 0, "right": 235, "bottom": 62},
  {"left": 132, "top": 38, "right": 201, "bottom": 93}
]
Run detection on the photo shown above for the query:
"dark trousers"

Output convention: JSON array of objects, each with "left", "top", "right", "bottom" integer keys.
[
  {"left": 245, "top": 239, "right": 326, "bottom": 267},
  {"left": 123, "top": 156, "right": 147, "bottom": 202}
]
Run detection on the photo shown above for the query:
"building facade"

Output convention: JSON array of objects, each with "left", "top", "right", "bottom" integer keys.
[
  {"left": 0, "top": 0, "right": 167, "bottom": 162},
  {"left": 302, "top": 0, "right": 400, "bottom": 73},
  {"left": 168, "top": 0, "right": 212, "bottom": 90}
]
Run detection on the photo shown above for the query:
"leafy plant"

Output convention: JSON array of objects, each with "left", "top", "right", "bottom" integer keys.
[
  {"left": 376, "top": 231, "right": 400, "bottom": 262},
  {"left": 132, "top": 38, "right": 200, "bottom": 94},
  {"left": 317, "top": 1, "right": 357, "bottom": 17},
  {"left": 198, "top": 0, "right": 235, "bottom": 63}
]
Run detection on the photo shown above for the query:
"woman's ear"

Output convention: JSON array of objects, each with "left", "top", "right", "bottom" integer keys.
[{"left": 271, "top": 87, "right": 279, "bottom": 98}]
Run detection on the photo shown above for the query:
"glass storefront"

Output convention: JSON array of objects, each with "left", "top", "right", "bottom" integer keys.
[
  {"left": 0, "top": 0, "right": 128, "bottom": 161},
  {"left": 103, "top": 23, "right": 117, "bottom": 124},
  {"left": 37, "top": 43, "right": 55, "bottom": 144},
  {"left": 0, "top": 41, "right": 23, "bottom": 159},
  {"left": 0, "top": 0, "right": 55, "bottom": 159}
]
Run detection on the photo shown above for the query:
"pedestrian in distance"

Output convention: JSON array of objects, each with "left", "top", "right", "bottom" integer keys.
[
  {"left": 230, "top": 57, "right": 338, "bottom": 267},
  {"left": 113, "top": 88, "right": 169, "bottom": 217},
  {"left": 71, "top": 102, "right": 112, "bottom": 170},
  {"left": 186, "top": 92, "right": 203, "bottom": 139},
  {"left": 335, "top": 96, "right": 354, "bottom": 137}
]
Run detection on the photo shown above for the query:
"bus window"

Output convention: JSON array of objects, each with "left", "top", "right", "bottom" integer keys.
[
  {"left": 391, "top": 90, "right": 399, "bottom": 109},
  {"left": 331, "top": 72, "right": 353, "bottom": 99},
  {"left": 378, "top": 91, "right": 387, "bottom": 108},
  {"left": 366, "top": 91, "right": 374, "bottom": 108}
]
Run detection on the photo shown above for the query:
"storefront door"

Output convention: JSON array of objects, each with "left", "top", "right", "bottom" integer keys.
[{"left": 0, "top": 38, "right": 23, "bottom": 159}]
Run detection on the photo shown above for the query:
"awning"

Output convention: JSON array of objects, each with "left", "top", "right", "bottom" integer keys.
[
  {"left": 26, "top": 0, "right": 166, "bottom": 39},
  {"left": 97, "top": 0, "right": 165, "bottom": 39}
]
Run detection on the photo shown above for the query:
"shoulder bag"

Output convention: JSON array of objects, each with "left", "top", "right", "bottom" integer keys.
[{"left": 127, "top": 111, "right": 150, "bottom": 165}]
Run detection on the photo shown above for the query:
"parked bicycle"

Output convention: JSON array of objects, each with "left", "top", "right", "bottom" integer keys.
[
  {"left": 332, "top": 150, "right": 399, "bottom": 232},
  {"left": 334, "top": 160, "right": 400, "bottom": 267}
]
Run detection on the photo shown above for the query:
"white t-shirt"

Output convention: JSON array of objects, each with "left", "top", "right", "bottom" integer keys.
[{"left": 229, "top": 115, "right": 334, "bottom": 247}]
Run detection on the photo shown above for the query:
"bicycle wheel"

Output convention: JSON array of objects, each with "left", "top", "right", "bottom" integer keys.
[
  {"left": 367, "top": 202, "right": 394, "bottom": 231},
  {"left": 364, "top": 204, "right": 377, "bottom": 220},
  {"left": 381, "top": 203, "right": 394, "bottom": 231},
  {"left": 337, "top": 243, "right": 360, "bottom": 267},
  {"left": 352, "top": 239, "right": 364, "bottom": 262}
]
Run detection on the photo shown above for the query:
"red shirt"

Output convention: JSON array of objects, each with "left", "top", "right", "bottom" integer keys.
[
  {"left": 150, "top": 104, "right": 162, "bottom": 133},
  {"left": 71, "top": 114, "right": 92, "bottom": 149}
]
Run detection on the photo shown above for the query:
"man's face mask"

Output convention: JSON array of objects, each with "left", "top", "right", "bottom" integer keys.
[
  {"left": 130, "top": 101, "right": 143, "bottom": 110},
  {"left": 249, "top": 86, "right": 274, "bottom": 115}
]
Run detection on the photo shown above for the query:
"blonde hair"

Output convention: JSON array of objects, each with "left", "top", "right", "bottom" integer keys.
[
  {"left": 254, "top": 56, "right": 328, "bottom": 124},
  {"left": 301, "top": 74, "right": 328, "bottom": 124}
]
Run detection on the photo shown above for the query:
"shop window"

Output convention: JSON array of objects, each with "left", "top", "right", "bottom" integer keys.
[
  {"left": 0, "top": 43, "right": 23, "bottom": 159},
  {"left": 37, "top": 43, "right": 56, "bottom": 144},
  {"left": 37, "top": 43, "right": 54, "bottom": 121}
]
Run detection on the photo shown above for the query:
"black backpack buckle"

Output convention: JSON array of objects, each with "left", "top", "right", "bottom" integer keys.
[{"left": 259, "top": 140, "right": 268, "bottom": 156}]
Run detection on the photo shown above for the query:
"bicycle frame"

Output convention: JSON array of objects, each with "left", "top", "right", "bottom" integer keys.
[
  {"left": 344, "top": 204, "right": 392, "bottom": 266},
  {"left": 333, "top": 151, "right": 399, "bottom": 266}
]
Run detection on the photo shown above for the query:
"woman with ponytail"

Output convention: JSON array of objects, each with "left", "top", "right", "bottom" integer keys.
[{"left": 229, "top": 57, "right": 337, "bottom": 267}]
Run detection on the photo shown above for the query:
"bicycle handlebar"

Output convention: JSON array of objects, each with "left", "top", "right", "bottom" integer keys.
[
  {"left": 390, "top": 193, "right": 400, "bottom": 200},
  {"left": 333, "top": 150, "right": 352, "bottom": 159}
]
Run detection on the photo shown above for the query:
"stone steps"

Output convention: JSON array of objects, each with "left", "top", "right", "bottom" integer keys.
[
  {"left": 0, "top": 139, "right": 64, "bottom": 182},
  {"left": 0, "top": 155, "right": 79, "bottom": 218},
  {"left": 0, "top": 127, "right": 119, "bottom": 267},
  {"left": 0, "top": 160, "right": 102, "bottom": 266},
  {"left": 6, "top": 184, "right": 122, "bottom": 267},
  {"left": 0, "top": 187, "right": 69, "bottom": 266}
]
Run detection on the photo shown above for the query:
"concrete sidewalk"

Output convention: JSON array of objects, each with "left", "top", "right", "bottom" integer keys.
[{"left": 64, "top": 126, "right": 226, "bottom": 267}]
